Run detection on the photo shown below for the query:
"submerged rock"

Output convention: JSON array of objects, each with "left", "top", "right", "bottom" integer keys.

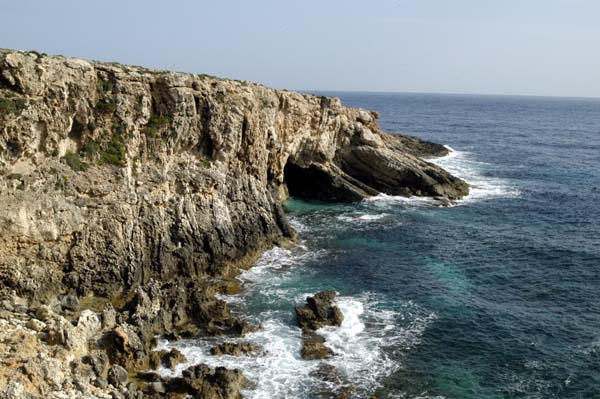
[{"left": 310, "top": 363, "right": 357, "bottom": 398}]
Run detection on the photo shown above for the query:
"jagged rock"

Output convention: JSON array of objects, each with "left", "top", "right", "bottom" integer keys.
[
  {"left": 210, "top": 342, "right": 260, "bottom": 356},
  {"left": 149, "top": 348, "right": 187, "bottom": 369},
  {"left": 93, "top": 377, "right": 108, "bottom": 389},
  {"left": 34, "top": 305, "right": 54, "bottom": 322},
  {"left": 0, "top": 382, "right": 25, "bottom": 399},
  {"left": 310, "top": 363, "right": 357, "bottom": 399},
  {"left": 103, "top": 325, "right": 144, "bottom": 369},
  {"left": 301, "top": 333, "right": 334, "bottom": 360},
  {"left": 102, "top": 305, "right": 117, "bottom": 329},
  {"left": 83, "top": 352, "right": 109, "bottom": 378},
  {"left": 107, "top": 364, "right": 128, "bottom": 387},
  {"left": 295, "top": 291, "right": 344, "bottom": 330},
  {"left": 179, "top": 364, "right": 248, "bottom": 399},
  {"left": 146, "top": 381, "right": 166, "bottom": 394}
]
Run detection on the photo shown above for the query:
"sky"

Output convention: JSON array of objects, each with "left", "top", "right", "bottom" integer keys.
[{"left": 1, "top": 0, "right": 599, "bottom": 98}]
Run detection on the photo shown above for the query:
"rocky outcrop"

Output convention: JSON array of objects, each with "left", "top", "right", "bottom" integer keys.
[
  {"left": 295, "top": 290, "right": 344, "bottom": 331},
  {"left": 295, "top": 291, "right": 343, "bottom": 361},
  {"left": 210, "top": 342, "right": 260, "bottom": 357},
  {"left": 0, "top": 49, "right": 466, "bottom": 300},
  {"left": 0, "top": 49, "right": 468, "bottom": 398}
]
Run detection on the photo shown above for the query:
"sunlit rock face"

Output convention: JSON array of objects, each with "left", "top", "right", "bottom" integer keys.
[{"left": 0, "top": 49, "right": 467, "bottom": 300}]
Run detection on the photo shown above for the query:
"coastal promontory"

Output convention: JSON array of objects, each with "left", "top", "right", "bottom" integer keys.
[{"left": 0, "top": 49, "right": 467, "bottom": 398}]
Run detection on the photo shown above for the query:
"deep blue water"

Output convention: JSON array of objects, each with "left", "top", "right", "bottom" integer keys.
[{"left": 164, "top": 93, "right": 600, "bottom": 399}]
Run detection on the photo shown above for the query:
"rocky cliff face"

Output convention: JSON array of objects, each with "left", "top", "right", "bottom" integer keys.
[{"left": 0, "top": 49, "right": 467, "bottom": 398}]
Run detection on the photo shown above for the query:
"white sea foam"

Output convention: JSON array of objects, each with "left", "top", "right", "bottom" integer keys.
[
  {"left": 157, "top": 238, "right": 437, "bottom": 399},
  {"left": 430, "top": 145, "right": 521, "bottom": 203},
  {"left": 157, "top": 290, "right": 436, "bottom": 398},
  {"left": 336, "top": 212, "right": 390, "bottom": 223},
  {"left": 366, "top": 193, "right": 438, "bottom": 207},
  {"left": 365, "top": 145, "right": 520, "bottom": 207}
]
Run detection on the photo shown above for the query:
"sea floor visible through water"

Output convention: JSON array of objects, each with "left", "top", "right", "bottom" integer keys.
[{"left": 160, "top": 93, "right": 600, "bottom": 399}]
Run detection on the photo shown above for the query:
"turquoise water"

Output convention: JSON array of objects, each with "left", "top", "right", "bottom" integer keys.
[{"left": 162, "top": 93, "right": 600, "bottom": 399}]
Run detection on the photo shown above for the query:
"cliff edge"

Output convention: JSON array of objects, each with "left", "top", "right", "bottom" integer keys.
[{"left": 0, "top": 49, "right": 467, "bottom": 398}]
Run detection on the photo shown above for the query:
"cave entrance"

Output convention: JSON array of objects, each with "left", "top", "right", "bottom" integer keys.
[{"left": 283, "top": 161, "right": 366, "bottom": 203}]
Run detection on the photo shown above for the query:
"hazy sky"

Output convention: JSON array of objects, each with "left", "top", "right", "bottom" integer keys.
[{"left": 2, "top": 0, "right": 599, "bottom": 97}]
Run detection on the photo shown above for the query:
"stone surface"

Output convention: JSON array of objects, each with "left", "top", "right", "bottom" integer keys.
[
  {"left": 61, "top": 295, "right": 80, "bottom": 312},
  {"left": 107, "top": 364, "right": 128, "bottom": 387},
  {"left": 210, "top": 342, "right": 260, "bottom": 356},
  {"left": 0, "top": 49, "right": 467, "bottom": 303},
  {"left": 295, "top": 290, "right": 344, "bottom": 330},
  {"left": 149, "top": 348, "right": 187, "bottom": 369},
  {"left": 301, "top": 333, "right": 334, "bottom": 360},
  {"left": 180, "top": 364, "right": 248, "bottom": 399}
]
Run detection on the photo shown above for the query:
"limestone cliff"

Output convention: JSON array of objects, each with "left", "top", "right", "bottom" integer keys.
[
  {"left": 0, "top": 49, "right": 467, "bottom": 398},
  {"left": 0, "top": 49, "right": 467, "bottom": 301}
]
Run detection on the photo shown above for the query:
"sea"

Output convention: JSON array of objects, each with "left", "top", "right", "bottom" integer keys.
[{"left": 158, "top": 92, "right": 600, "bottom": 399}]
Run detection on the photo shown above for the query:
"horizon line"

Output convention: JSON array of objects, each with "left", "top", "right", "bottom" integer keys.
[{"left": 297, "top": 89, "right": 600, "bottom": 101}]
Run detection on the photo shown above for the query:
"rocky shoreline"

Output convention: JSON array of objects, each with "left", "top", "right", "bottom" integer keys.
[{"left": 0, "top": 49, "right": 468, "bottom": 398}]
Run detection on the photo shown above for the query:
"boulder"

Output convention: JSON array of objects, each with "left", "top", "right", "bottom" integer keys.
[
  {"left": 301, "top": 334, "right": 333, "bottom": 360},
  {"left": 295, "top": 291, "right": 344, "bottom": 330},
  {"left": 107, "top": 364, "right": 128, "bottom": 387},
  {"left": 180, "top": 364, "right": 248, "bottom": 399},
  {"left": 149, "top": 348, "right": 187, "bottom": 370},
  {"left": 210, "top": 342, "right": 260, "bottom": 356}
]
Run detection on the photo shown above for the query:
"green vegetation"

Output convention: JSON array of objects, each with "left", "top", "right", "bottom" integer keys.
[
  {"left": 143, "top": 113, "right": 171, "bottom": 137},
  {"left": 0, "top": 96, "right": 26, "bottom": 115},
  {"left": 62, "top": 151, "right": 89, "bottom": 172},
  {"left": 200, "top": 159, "right": 211, "bottom": 168},
  {"left": 96, "top": 77, "right": 114, "bottom": 94},
  {"left": 197, "top": 73, "right": 219, "bottom": 80},
  {"left": 95, "top": 97, "right": 117, "bottom": 114},
  {"left": 80, "top": 125, "right": 128, "bottom": 168},
  {"left": 81, "top": 140, "right": 100, "bottom": 157},
  {"left": 95, "top": 76, "right": 116, "bottom": 114},
  {"left": 99, "top": 134, "right": 126, "bottom": 167}
]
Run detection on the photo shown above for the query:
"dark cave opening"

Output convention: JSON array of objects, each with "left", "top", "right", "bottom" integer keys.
[{"left": 283, "top": 161, "right": 364, "bottom": 203}]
